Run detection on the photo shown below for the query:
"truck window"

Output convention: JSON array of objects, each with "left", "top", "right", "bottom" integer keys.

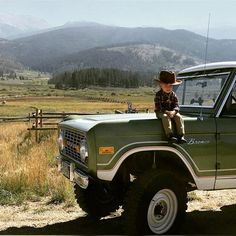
[
  {"left": 176, "top": 73, "right": 228, "bottom": 108},
  {"left": 222, "top": 83, "right": 236, "bottom": 115}
]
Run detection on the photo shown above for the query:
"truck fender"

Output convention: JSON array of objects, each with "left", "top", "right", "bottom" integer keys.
[{"left": 97, "top": 145, "right": 215, "bottom": 190}]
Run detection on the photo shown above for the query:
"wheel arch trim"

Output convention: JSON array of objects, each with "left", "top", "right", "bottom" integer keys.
[{"left": 97, "top": 144, "right": 215, "bottom": 190}]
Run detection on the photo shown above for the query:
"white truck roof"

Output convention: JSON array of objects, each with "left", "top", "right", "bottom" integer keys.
[{"left": 179, "top": 61, "right": 236, "bottom": 74}]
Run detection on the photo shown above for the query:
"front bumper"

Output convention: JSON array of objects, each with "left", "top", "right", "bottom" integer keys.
[{"left": 57, "top": 156, "right": 89, "bottom": 189}]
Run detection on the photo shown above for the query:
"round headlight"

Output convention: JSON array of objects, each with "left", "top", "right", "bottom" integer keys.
[
  {"left": 80, "top": 140, "right": 88, "bottom": 163},
  {"left": 57, "top": 130, "right": 65, "bottom": 151}
]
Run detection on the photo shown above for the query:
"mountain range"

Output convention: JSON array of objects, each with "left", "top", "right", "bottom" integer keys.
[{"left": 1, "top": 21, "right": 236, "bottom": 74}]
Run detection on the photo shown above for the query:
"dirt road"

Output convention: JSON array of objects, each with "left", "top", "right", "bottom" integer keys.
[{"left": 0, "top": 190, "right": 236, "bottom": 235}]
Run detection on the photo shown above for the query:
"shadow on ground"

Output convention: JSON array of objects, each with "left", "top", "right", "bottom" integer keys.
[
  {"left": 182, "top": 204, "right": 236, "bottom": 235},
  {"left": 1, "top": 204, "right": 236, "bottom": 235}
]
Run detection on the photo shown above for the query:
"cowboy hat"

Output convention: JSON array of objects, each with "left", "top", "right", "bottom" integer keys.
[{"left": 154, "top": 70, "right": 182, "bottom": 85}]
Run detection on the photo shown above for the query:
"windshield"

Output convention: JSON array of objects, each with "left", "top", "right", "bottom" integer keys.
[{"left": 175, "top": 72, "right": 229, "bottom": 107}]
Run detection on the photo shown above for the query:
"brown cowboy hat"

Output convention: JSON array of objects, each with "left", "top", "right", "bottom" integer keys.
[{"left": 154, "top": 70, "right": 182, "bottom": 85}]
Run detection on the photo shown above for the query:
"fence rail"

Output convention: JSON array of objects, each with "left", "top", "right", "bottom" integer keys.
[
  {"left": 0, "top": 116, "right": 30, "bottom": 122},
  {"left": 27, "top": 108, "right": 104, "bottom": 142},
  {"left": 0, "top": 108, "right": 101, "bottom": 142},
  {"left": 1, "top": 103, "right": 148, "bottom": 142}
]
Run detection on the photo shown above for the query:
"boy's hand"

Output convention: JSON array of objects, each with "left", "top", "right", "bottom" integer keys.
[{"left": 165, "top": 110, "right": 176, "bottom": 118}]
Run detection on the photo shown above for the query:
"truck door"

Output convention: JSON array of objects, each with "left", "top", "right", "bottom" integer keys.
[{"left": 215, "top": 81, "right": 236, "bottom": 189}]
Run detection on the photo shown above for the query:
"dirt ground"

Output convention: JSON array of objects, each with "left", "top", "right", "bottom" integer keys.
[{"left": 1, "top": 189, "right": 236, "bottom": 235}]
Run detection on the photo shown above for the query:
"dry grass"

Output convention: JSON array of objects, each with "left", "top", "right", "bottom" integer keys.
[
  {"left": 0, "top": 86, "right": 155, "bottom": 206},
  {"left": 0, "top": 123, "right": 75, "bottom": 206},
  {"left": 0, "top": 97, "right": 154, "bottom": 117},
  {"left": 0, "top": 85, "right": 155, "bottom": 117}
]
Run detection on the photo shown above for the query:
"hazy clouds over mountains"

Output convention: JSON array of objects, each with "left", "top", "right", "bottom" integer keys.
[{"left": 0, "top": 14, "right": 50, "bottom": 39}]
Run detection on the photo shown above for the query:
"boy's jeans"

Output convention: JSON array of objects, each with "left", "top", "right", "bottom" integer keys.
[{"left": 156, "top": 112, "right": 185, "bottom": 138}]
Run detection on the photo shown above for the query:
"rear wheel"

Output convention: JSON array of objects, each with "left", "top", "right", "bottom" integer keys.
[{"left": 123, "top": 170, "right": 187, "bottom": 234}]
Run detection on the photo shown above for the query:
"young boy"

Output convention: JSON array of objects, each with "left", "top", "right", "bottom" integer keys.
[{"left": 154, "top": 70, "right": 186, "bottom": 143}]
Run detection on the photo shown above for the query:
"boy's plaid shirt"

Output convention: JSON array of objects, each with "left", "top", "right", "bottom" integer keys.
[{"left": 154, "top": 89, "right": 180, "bottom": 113}]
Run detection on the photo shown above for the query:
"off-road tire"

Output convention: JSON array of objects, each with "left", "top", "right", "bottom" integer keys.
[
  {"left": 74, "top": 182, "right": 120, "bottom": 219},
  {"left": 123, "top": 170, "right": 187, "bottom": 235}
]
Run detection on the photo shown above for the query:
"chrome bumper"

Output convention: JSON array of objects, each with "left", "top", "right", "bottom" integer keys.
[{"left": 57, "top": 156, "right": 89, "bottom": 189}]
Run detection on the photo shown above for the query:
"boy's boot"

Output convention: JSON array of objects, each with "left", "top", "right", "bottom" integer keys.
[
  {"left": 178, "top": 135, "right": 187, "bottom": 144},
  {"left": 167, "top": 133, "right": 178, "bottom": 143}
]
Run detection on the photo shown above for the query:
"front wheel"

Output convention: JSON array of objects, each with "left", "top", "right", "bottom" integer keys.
[
  {"left": 74, "top": 181, "right": 121, "bottom": 219},
  {"left": 123, "top": 170, "right": 187, "bottom": 235}
]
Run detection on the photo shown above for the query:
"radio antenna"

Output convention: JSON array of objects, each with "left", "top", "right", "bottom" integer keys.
[
  {"left": 204, "top": 13, "right": 211, "bottom": 67},
  {"left": 199, "top": 13, "right": 211, "bottom": 121}
]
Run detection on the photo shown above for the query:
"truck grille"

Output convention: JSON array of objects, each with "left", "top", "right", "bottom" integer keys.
[{"left": 61, "top": 128, "right": 87, "bottom": 165}]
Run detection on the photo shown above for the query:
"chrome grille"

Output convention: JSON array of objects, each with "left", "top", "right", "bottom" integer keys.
[{"left": 61, "top": 128, "right": 87, "bottom": 165}]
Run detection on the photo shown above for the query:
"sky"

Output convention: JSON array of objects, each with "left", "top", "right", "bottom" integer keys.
[{"left": 0, "top": 0, "right": 236, "bottom": 39}]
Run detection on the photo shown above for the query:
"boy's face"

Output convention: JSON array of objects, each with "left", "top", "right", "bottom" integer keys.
[{"left": 159, "top": 82, "right": 173, "bottom": 93}]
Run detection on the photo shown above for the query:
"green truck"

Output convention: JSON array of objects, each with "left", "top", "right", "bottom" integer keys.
[{"left": 56, "top": 61, "right": 236, "bottom": 234}]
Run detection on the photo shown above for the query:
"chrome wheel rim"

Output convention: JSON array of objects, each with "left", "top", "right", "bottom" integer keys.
[{"left": 147, "top": 189, "right": 178, "bottom": 234}]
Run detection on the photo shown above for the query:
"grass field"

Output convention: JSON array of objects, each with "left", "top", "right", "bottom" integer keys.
[
  {"left": 0, "top": 122, "right": 75, "bottom": 206},
  {"left": 0, "top": 75, "right": 155, "bottom": 206},
  {"left": 0, "top": 78, "right": 155, "bottom": 117},
  {"left": 0, "top": 96, "right": 154, "bottom": 117}
]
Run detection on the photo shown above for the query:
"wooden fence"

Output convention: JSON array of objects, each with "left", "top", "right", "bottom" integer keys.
[
  {"left": 0, "top": 108, "right": 100, "bottom": 142},
  {"left": 28, "top": 108, "right": 104, "bottom": 142},
  {"left": 1, "top": 103, "right": 148, "bottom": 142}
]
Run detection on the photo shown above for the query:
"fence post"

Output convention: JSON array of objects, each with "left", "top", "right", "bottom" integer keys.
[
  {"left": 35, "top": 108, "right": 39, "bottom": 142},
  {"left": 39, "top": 109, "right": 43, "bottom": 129}
]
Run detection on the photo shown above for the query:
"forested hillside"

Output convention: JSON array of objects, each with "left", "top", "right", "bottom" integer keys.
[
  {"left": 46, "top": 43, "right": 200, "bottom": 73},
  {"left": 49, "top": 68, "right": 152, "bottom": 88}
]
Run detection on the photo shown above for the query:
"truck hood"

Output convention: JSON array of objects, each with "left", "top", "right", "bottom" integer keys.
[
  {"left": 59, "top": 113, "right": 196, "bottom": 132},
  {"left": 59, "top": 113, "right": 156, "bottom": 132}
]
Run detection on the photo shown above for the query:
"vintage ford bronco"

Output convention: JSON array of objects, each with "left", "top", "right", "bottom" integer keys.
[{"left": 56, "top": 61, "right": 236, "bottom": 234}]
